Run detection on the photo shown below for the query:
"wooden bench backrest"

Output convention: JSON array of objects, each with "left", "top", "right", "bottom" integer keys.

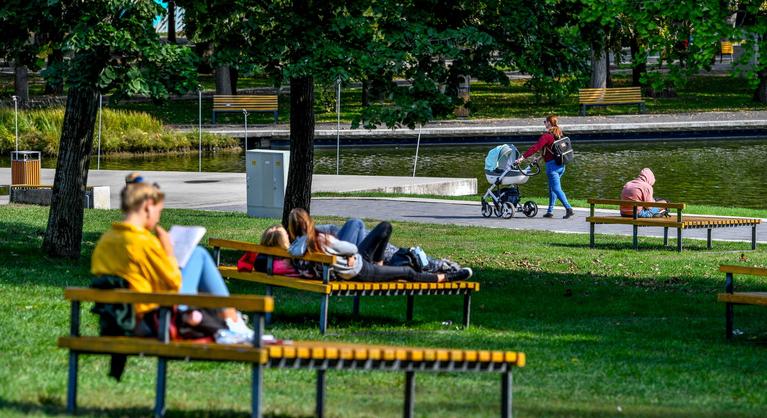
[
  {"left": 721, "top": 41, "right": 734, "bottom": 55},
  {"left": 579, "top": 87, "right": 643, "bottom": 104},
  {"left": 587, "top": 198, "right": 686, "bottom": 210},
  {"left": 209, "top": 237, "right": 336, "bottom": 265},
  {"left": 212, "top": 95, "right": 278, "bottom": 112},
  {"left": 719, "top": 265, "right": 767, "bottom": 276},
  {"left": 65, "top": 288, "right": 274, "bottom": 313}
]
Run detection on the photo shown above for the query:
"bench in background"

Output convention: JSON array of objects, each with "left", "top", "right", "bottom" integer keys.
[
  {"left": 210, "top": 238, "right": 479, "bottom": 334},
  {"left": 59, "top": 288, "right": 524, "bottom": 418},
  {"left": 720, "top": 41, "right": 734, "bottom": 63},
  {"left": 717, "top": 265, "right": 767, "bottom": 339},
  {"left": 212, "top": 95, "right": 278, "bottom": 125},
  {"left": 586, "top": 199, "right": 760, "bottom": 251},
  {"left": 579, "top": 87, "right": 645, "bottom": 116}
]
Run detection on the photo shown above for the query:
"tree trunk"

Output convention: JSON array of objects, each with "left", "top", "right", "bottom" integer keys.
[
  {"left": 281, "top": 76, "right": 315, "bottom": 226},
  {"left": 44, "top": 49, "right": 65, "bottom": 95},
  {"left": 167, "top": 1, "right": 177, "bottom": 44},
  {"left": 361, "top": 79, "right": 369, "bottom": 107},
  {"left": 42, "top": 85, "right": 100, "bottom": 258},
  {"left": 14, "top": 64, "right": 29, "bottom": 106},
  {"left": 754, "top": 71, "right": 767, "bottom": 103},
  {"left": 629, "top": 35, "right": 646, "bottom": 87},
  {"left": 215, "top": 65, "right": 232, "bottom": 94},
  {"left": 590, "top": 43, "right": 607, "bottom": 89},
  {"left": 605, "top": 41, "right": 613, "bottom": 88},
  {"left": 230, "top": 67, "right": 239, "bottom": 94}
]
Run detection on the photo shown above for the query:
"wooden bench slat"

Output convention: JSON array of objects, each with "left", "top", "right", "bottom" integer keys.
[
  {"left": 719, "top": 265, "right": 767, "bottom": 276},
  {"left": 209, "top": 238, "right": 336, "bottom": 264},
  {"left": 218, "top": 266, "right": 331, "bottom": 294},
  {"left": 587, "top": 198, "right": 686, "bottom": 209},
  {"left": 717, "top": 292, "right": 767, "bottom": 306},
  {"left": 63, "top": 288, "right": 273, "bottom": 312}
]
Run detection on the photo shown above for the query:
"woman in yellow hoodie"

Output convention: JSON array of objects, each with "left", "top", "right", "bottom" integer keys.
[{"left": 91, "top": 175, "right": 251, "bottom": 341}]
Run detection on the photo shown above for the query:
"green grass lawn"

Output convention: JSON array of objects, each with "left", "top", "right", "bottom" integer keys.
[{"left": 1, "top": 205, "right": 767, "bottom": 417}]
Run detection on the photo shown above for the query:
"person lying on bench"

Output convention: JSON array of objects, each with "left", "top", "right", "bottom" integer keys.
[
  {"left": 237, "top": 225, "right": 299, "bottom": 277},
  {"left": 620, "top": 168, "right": 668, "bottom": 218},
  {"left": 286, "top": 208, "right": 472, "bottom": 282},
  {"left": 91, "top": 174, "right": 254, "bottom": 343}
]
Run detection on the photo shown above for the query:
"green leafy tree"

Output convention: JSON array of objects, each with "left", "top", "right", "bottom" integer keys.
[
  {"left": 1, "top": 0, "right": 198, "bottom": 258},
  {"left": 734, "top": 1, "right": 767, "bottom": 102}
]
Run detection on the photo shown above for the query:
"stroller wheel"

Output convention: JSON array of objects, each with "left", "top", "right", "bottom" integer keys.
[
  {"left": 523, "top": 201, "right": 538, "bottom": 218},
  {"left": 481, "top": 201, "right": 493, "bottom": 218},
  {"left": 501, "top": 202, "right": 515, "bottom": 219}
]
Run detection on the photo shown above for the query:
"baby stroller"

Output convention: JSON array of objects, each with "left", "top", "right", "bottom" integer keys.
[{"left": 481, "top": 144, "right": 540, "bottom": 218}]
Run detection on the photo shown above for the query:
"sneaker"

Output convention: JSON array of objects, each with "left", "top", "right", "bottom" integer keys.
[
  {"left": 563, "top": 208, "right": 575, "bottom": 219},
  {"left": 215, "top": 329, "right": 252, "bottom": 345},
  {"left": 224, "top": 315, "right": 255, "bottom": 342},
  {"left": 542, "top": 212, "right": 554, "bottom": 218},
  {"left": 446, "top": 268, "right": 472, "bottom": 282}
]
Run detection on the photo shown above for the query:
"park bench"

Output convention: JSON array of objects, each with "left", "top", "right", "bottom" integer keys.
[
  {"left": 717, "top": 265, "right": 767, "bottom": 339},
  {"left": 720, "top": 41, "right": 734, "bottom": 63},
  {"left": 212, "top": 95, "right": 278, "bottom": 125},
  {"left": 58, "top": 288, "right": 525, "bottom": 418},
  {"left": 578, "top": 87, "right": 646, "bottom": 116},
  {"left": 586, "top": 199, "right": 760, "bottom": 251},
  {"left": 210, "top": 238, "right": 479, "bottom": 334}
]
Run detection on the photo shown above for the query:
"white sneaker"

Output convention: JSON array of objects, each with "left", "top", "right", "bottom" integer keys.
[
  {"left": 224, "top": 315, "right": 255, "bottom": 341},
  {"left": 215, "top": 329, "right": 252, "bottom": 345}
]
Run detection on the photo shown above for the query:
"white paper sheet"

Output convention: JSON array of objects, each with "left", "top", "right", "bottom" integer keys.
[{"left": 168, "top": 225, "right": 207, "bottom": 268}]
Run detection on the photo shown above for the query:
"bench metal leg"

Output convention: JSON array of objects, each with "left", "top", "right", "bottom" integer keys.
[
  {"left": 406, "top": 295, "right": 414, "bottom": 322},
  {"left": 663, "top": 227, "right": 669, "bottom": 246},
  {"left": 753, "top": 226, "right": 758, "bottom": 250},
  {"left": 632, "top": 225, "right": 638, "bottom": 250},
  {"left": 154, "top": 358, "right": 168, "bottom": 418},
  {"left": 463, "top": 292, "right": 472, "bottom": 328},
  {"left": 213, "top": 246, "right": 221, "bottom": 266},
  {"left": 404, "top": 371, "right": 415, "bottom": 418},
  {"left": 273, "top": 111, "right": 279, "bottom": 125},
  {"left": 707, "top": 229, "right": 712, "bottom": 250},
  {"left": 316, "top": 369, "right": 326, "bottom": 418},
  {"left": 66, "top": 352, "right": 79, "bottom": 413},
  {"left": 589, "top": 223, "right": 595, "bottom": 248},
  {"left": 252, "top": 364, "right": 263, "bottom": 418},
  {"left": 320, "top": 294, "right": 329, "bottom": 334},
  {"left": 725, "top": 272, "right": 734, "bottom": 340},
  {"left": 353, "top": 295, "right": 360, "bottom": 317},
  {"left": 677, "top": 228, "right": 683, "bottom": 252},
  {"left": 212, "top": 111, "right": 217, "bottom": 125},
  {"left": 501, "top": 371, "right": 513, "bottom": 418},
  {"left": 580, "top": 105, "right": 587, "bottom": 116},
  {"left": 265, "top": 286, "right": 273, "bottom": 326}
]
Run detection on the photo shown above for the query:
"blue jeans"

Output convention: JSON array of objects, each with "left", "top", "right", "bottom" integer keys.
[
  {"left": 317, "top": 218, "right": 368, "bottom": 246},
  {"left": 545, "top": 159, "right": 572, "bottom": 213},
  {"left": 638, "top": 207, "right": 661, "bottom": 218},
  {"left": 180, "top": 246, "right": 229, "bottom": 296}
]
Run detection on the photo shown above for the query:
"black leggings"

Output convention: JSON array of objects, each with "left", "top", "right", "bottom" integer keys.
[{"left": 354, "top": 222, "right": 440, "bottom": 282}]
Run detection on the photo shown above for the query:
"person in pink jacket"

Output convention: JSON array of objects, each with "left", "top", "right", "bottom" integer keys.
[{"left": 620, "top": 168, "right": 667, "bottom": 217}]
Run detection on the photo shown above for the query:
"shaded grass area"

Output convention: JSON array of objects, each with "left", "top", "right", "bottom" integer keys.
[
  {"left": 312, "top": 192, "right": 767, "bottom": 219},
  {"left": 1, "top": 205, "right": 767, "bottom": 417}
]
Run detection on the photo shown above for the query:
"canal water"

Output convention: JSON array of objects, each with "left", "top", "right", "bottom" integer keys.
[{"left": 7, "top": 139, "right": 767, "bottom": 209}]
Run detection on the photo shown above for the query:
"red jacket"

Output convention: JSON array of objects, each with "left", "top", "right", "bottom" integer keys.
[
  {"left": 237, "top": 252, "right": 298, "bottom": 276},
  {"left": 523, "top": 132, "right": 556, "bottom": 162}
]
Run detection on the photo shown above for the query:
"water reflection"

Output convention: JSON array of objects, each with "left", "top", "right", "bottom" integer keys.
[{"left": 9, "top": 139, "right": 767, "bottom": 208}]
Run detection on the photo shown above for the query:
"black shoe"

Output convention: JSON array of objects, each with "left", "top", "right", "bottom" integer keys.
[
  {"left": 563, "top": 208, "right": 575, "bottom": 219},
  {"left": 542, "top": 212, "right": 554, "bottom": 218},
  {"left": 445, "top": 268, "right": 473, "bottom": 282}
]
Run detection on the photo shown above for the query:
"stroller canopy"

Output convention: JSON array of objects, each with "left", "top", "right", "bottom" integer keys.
[{"left": 484, "top": 144, "right": 520, "bottom": 173}]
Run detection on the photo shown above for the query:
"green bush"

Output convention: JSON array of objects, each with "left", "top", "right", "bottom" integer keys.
[{"left": 0, "top": 108, "right": 238, "bottom": 155}]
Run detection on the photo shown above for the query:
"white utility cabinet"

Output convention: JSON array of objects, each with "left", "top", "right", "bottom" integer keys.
[{"left": 246, "top": 149, "right": 290, "bottom": 218}]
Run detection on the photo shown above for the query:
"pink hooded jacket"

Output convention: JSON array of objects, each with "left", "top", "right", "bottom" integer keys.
[{"left": 620, "top": 168, "right": 656, "bottom": 216}]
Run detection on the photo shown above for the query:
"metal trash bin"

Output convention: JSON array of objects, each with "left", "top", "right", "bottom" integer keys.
[{"left": 11, "top": 151, "right": 41, "bottom": 185}]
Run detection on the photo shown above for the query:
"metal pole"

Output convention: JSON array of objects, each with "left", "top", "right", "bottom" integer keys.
[
  {"left": 12, "top": 95, "right": 18, "bottom": 152},
  {"left": 97, "top": 94, "right": 102, "bottom": 170},
  {"left": 198, "top": 88, "right": 202, "bottom": 173},
  {"left": 243, "top": 109, "right": 249, "bottom": 149},
  {"left": 411, "top": 124, "right": 423, "bottom": 178},
  {"left": 336, "top": 77, "right": 341, "bottom": 175}
]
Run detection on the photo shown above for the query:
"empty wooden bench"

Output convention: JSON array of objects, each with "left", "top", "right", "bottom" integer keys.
[
  {"left": 579, "top": 87, "right": 646, "bottom": 116},
  {"left": 720, "top": 41, "right": 734, "bottom": 63},
  {"left": 210, "top": 238, "right": 479, "bottom": 334},
  {"left": 587, "top": 199, "right": 760, "bottom": 251},
  {"left": 212, "top": 95, "right": 278, "bottom": 124},
  {"left": 717, "top": 265, "right": 767, "bottom": 339},
  {"left": 59, "top": 288, "right": 525, "bottom": 418}
]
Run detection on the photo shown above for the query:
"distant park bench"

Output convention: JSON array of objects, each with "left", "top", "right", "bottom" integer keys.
[
  {"left": 720, "top": 41, "right": 734, "bottom": 63},
  {"left": 586, "top": 199, "right": 760, "bottom": 251},
  {"left": 578, "top": 87, "right": 646, "bottom": 116},
  {"left": 717, "top": 265, "right": 767, "bottom": 339},
  {"left": 212, "top": 95, "right": 278, "bottom": 125},
  {"left": 210, "top": 238, "right": 479, "bottom": 334},
  {"left": 59, "top": 288, "right": 525, "bottom": 418}
]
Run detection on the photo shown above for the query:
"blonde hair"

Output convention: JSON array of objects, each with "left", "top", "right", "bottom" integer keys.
[
  {"left": 546, "top": 115, "right": 563, "bottom": 138},
  {"left": 120, "top": 182, "right": 165, "bottom": 213},
  {"left": 125, "top": 172, "right": 143, "bottom": 184},
  {"left": 261, "top": 225, "right": 290, "bottom": 250}
]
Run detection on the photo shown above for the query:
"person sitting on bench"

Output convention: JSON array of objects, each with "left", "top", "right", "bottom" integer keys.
[
  {"left": 91, "top": 174, "right": 254, "bottom": 343},
  {"left": 287, "top": 208, "right": 472, "bottom": 282},
  {"left": 620, "top": 168, "right": 667, "bottom": 218}
]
